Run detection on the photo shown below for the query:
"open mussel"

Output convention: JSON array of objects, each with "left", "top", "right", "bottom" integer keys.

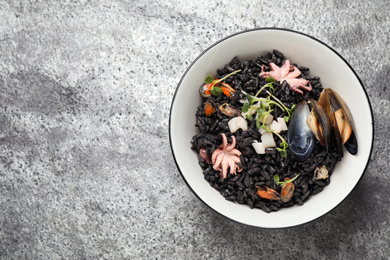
[
  {"left": 306, "top": 99, "right": 330, "bottom": 152},
  {"left": 319, "top": 88, "right": 357, "bottom": 156},
  {"left": 288, "top": 88, "right": 357, "bottom": 161},
  {"left": 287, "top": 101, "right": 316, "bottom": 161},
  {"left": 200, "top": 83, "right": 212, "bottom": 98},
  {"left": 288, "top": 98, "right": 330, "bottom": 161},
  {"left": 204, "top": 100, "right": 216, "bottom": 117}
]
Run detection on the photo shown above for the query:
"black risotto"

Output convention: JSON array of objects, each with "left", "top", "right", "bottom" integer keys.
[{"left": 190, "top": 50, "right": 341, "bottom": 213}]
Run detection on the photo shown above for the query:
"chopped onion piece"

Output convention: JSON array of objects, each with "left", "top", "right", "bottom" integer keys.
[
  {"left": 277, "top": 117, "right": 288, "bottom": 131},
  {"left": 228, "top": 117, "right": 239, "bottom": 133},
  {"left": 252, "top": 142, "right": 265, "bottom": 154},
  {"left": 259, "top": 127, "right": 267, "bottom": 135},
  {"left": 236, "top": 117, "right": 248, "bottom": 131},
  {"left": 261, "top": 132, "right": 276, "bottom": 148},
  {"left": 228, "top": 117, "right": 248, "bottom": 133},
  {"left": 259, "top": 114, "right": 274, "bottom": 125},
  {"left": 270, "top": 120, "right": 283, "bottom": 133}
]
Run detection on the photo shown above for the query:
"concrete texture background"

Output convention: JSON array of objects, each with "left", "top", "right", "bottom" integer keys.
[{"left": 0, "top": 0, "right": 388, "bottom": 259}]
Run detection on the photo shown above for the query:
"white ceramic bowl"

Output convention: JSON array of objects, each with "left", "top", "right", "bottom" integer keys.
[{"left": 169, "top": 28, "right": 373, "bottom": 228}]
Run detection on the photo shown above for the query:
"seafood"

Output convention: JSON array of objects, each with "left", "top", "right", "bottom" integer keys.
[
  {"left": 211, "top": 133, "right": 242, "bottom": 179},
  {"left": 281, "top": 178, "right": 295, "bottom": 203},
  {"left": 256, "top": 179, "right": 295, "bottom": 203},
  {"left": 199, "top": 82, "right": 236, "bottom": 98},
  {"left": 200, "top": 84, "right": 212, "bottom": 98},
  {"left": 219, "top": 83, "right": 236, "bottom": 98},
  {"left": 199, "top": 148, "right": 212, "bottom": 164},
  {"left": 259, "top": 59, "right": 312, "bottom": 94},
  {"left": 204, "top": 100, "right": 216, "bottom": 117},
  {"left": 219, "top": 103, "right": 241, "bottom": 117},
  {"left": 256, "top": 185, "right": 281, "bottom": 201},
  {"left": 314, "top": 165, "right": 329, "bottom": 180},
  {"left": 288, "top": 88, "right": 357, "bottom": 160},
  {"left": 306, "top": 99, "right": 330, "bottom": 151},
  {"left": 319, "top": 88, "right": 357, "bottom": 156},
  {"left": 287, "top": 101, "right": 316, "bottom": 161}
]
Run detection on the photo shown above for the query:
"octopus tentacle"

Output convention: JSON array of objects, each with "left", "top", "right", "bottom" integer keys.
[
  {"left": 212, "top": 152, "right": 224, "bottom": 170},
  {"left": 210, "top": 133, "right": 242, "bottom": 179},
  {"left": 220, "top": 133, "right": 228, "bottom": 150},
  {"left": 259, "top": 59, "right": 311, "bottom": 95},
  {"left": 226, "top": 136, "right": 237, "bottom": 151},
  {"left": 221, "top": 157, "right": 229, "bottom": 178},
  {"left": 283, "top": 66, "right": 301, "bottom": 79},
  {"left": 228, "top": 159, "right": 237, "bottom": 175},
  {"left": 211, "top": 150, "right": 223, "bottom": 163},
  {"left": 279, "top": 60, "right": 290, "bottom": 79}
]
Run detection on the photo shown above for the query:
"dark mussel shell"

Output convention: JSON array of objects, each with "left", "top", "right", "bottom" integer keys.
[
  {"left": 287, "top": 101, "right": 315, "bottom": 161},
  {"left": 306, "top": 99, "right": 330, "bottom": 152},
  {"left": 199, "top": 83, "right": 212, "bottom": 98},
  {"left": 319, "top": 88, "right": 358, "bottom": 156}
]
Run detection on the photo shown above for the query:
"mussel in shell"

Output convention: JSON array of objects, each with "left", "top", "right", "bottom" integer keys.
[
  {"left": 288, "top": 88, "right": 357, "bottom": 160},
  {"left": 306, "top": 99, "right": 330, "bottom": 152},
  {"left": 199, "top": 83, "right": 212, "bottom": 98},
  {"left": 219, "top": 103, "right": 241, "bottom": 117},
  {"left": 319, "top": 88, "right": 358, "bottom": 156},
  {"left": 204, "top": 100, "right": 216, "bottom": 117},
  {"left": 287, "top": 101, "right": 316, "bottom": 161}
]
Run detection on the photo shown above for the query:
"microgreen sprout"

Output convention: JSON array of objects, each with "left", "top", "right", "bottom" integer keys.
[
  {"left": 271, "top": 130, "right": 289, "bottom": 157},
  {"left": 241, "top": 78, "right": 296, "bottom": 158},
  {"left": 274, "top": 173, "right": 301, "bottom": 186},
  {"left": 265, "top": 90, "right": 296, "bottom": 122},
  {"left": 204, "top": 76, "right": 214, "bottom": 84},
  {"left": 241, "top": 92, "right": 285, "bottom": 119},
  {"left": 254, "top": 76, "right": 275, "bottom": 97},
  {"left": 204, "top": 69, "right": 241, "bottom": 97}
]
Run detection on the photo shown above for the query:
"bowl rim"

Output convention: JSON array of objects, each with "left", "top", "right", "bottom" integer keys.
[{"left": 169, "top": 27, "right": 375, "bottom": 229}]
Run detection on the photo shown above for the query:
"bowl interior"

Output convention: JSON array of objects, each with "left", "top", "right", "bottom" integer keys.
[{"left": 170, "top": 29, "right": 373, "bottom": 228}]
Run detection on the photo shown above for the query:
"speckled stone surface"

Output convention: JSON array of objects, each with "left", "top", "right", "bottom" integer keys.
[{"left": 0, "top": 1, "right": 389, "bottom": 259}]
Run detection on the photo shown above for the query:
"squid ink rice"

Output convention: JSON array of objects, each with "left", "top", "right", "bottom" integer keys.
[{"left": 190, "top": 50, "right": 342, "bottom": 213}]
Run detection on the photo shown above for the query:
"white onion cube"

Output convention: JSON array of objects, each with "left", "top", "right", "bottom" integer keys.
[
  {"left": 252, "top": 142, "right": 265, "bottom": 154},
  {"left": 261, "top": 132, "right": 276, "bottom": 148},
  {"left": 277, "top": 117, "right": 288, "bottom": 131},
  {"left": 228, "top": 117, "right": 248, "bottom": 133}
]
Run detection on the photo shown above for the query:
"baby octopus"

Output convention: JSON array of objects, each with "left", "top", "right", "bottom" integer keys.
[
  {"left": 211, "top": 133, "right": 242, "bottom": 179},
  {"left": 259, "top": 59, "right": 312, "bottom": 94}
]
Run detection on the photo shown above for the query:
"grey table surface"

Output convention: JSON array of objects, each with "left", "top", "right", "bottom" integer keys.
[{"left": 0, "top": 1, "right": 388, "bottom": 259}]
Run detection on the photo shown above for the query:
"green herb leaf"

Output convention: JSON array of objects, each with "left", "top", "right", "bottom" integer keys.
[
  {"left": 210, "top": 86, "right": 223, "bottom": 96},
  {"left": 246, "top": 113, "right": 253, "bottom": 121},
  {"left": 280, "top": 142, "right": 288, "bottom": 150},
  {"left": 256, "top": 119, "right": 261, "bottom": 129},
  {"left": 241, "top": 103, "right": 250, "bottom": 113},
  {"left": 269, "top": 84, "right": 275, "bottom": 93},
  {"left": 261, "top": 124, "right": 271, "bottom": 131},
  {"left": 287, "top": 173, "right": 300, "bottom": 183},
  {"left": 265, "top": 76, "right": 275, "bottom": 83},
  {"left": 259, "top": 101, "right": 266, "bottom": 111},
  {"left": 290, "top": 104, "right": 296, "bottom": 113},
  {"left": 284, "top": 115, "right": 290, "bottom": 123},
  {"left": 274, "top": 173, "right": 301, "bottom": 186},
  {"left": 204, "top": 76, "right": 214, "bottom": 84},
  {"left": 279, "top": 149, "right": 287, "bottom": 157},
  {"left": 246, "top": 93, "right": 255, "bottom": 105},
  {"left": 274, "top": 174, "right": 280, "bottom": 185}
]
